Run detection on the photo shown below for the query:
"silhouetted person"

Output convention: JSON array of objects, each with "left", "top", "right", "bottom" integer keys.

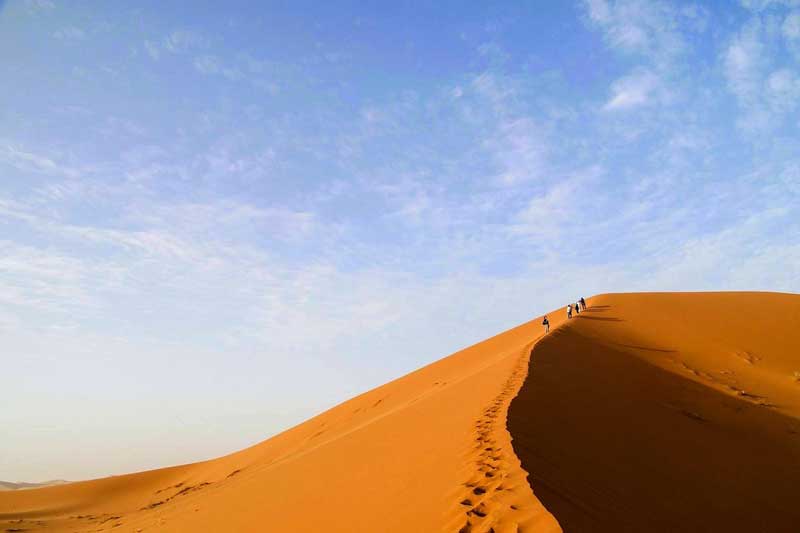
[
  {"left": 542, "top": 315, "right": 550, "bottom": 334},
  {"left": 575, "top": 301, "right": 581, "bottom": 314},
  {"left": 579, "top": 297, "right": 586, "bottom": 310},
  {"left": 567, "top": 304, "right": 573, "bottom": 319}
]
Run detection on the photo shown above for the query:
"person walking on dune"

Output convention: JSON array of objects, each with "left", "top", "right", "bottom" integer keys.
[
  {"left": 580, "top": 297, "right": 587, "bottom": 310},
  {"left": 542, "top": 315, "right": 550, "bottom": 334},
  {"left": 567, "top": 304, "right": 573, "bottom": 319},
  {"left": 575, "top": 301, "right": 581, "bottom": 315}
]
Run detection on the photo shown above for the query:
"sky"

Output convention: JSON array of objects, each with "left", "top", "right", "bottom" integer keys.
[{"left": 1, "top": 0, "right": 799, "bottom": 482}]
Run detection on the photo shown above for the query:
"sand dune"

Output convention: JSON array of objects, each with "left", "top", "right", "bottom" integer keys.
[
  {"left": 510, "top": 292, "right": 800, "bottom": 532},
  {"left": 0, "top": 481, "right": 68, "bottom": 492},
  {"left": 0, "top": 306, "right": 564, "bottom": 532},
  {"left": 1, "top": 292, "right": 797, "bottom": 532}
]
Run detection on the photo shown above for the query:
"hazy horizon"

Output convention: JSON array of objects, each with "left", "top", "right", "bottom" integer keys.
[{"left": 2, "top": 0, "right": 799, "bottom": 482}]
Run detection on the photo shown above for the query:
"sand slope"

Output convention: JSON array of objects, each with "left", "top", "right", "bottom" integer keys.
[
  {"left": 0, "top": 309, "right": 565, "bottom": 532},
  {"left": 2, "top": 292, "right": 797, "bottom": 532},
  {"left": 509, "top": 292, "right": 800, "bottom": 532}
]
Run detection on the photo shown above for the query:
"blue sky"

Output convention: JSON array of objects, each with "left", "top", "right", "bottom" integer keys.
[{"left": 1, "top": 0, "right": 799, "bottom": 481}]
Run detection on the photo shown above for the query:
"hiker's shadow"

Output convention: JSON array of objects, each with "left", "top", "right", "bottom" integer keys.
[
  {"left": 577, "top": 305, "right": 621, "bottom": 321},
  {"left": 576, "top": 315, "right": 623, "bottom": 322}
]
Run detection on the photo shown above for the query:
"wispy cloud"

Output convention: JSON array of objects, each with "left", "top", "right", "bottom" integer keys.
[
  {"left": 722, "top": 5, "right": 800, "bottom": 131},
  {"left": 784, "top": 10, "right": 800, "bottom": 38},
  {"left": 486, "top": 117, "right": 549, "bottom": 186},
  {"left": 604, "top": 70, "right": 660, "bottom": 110},
  {"left": 641, "top": 206, "right": 799, "bottom": 290},
  {"left": 765, "top": 68, "right": 800, "bottom": 111},
  {"left": 740, "top": 0, "right": 800, "bottom": 12},
  {"left": 143, "top": 40, "right": 160, "bottom": 60},
  {"left": 509, "top": 167, "right": 602, "bottom": 239},
  {"left": 24, "top": 0, "right": 55, "bottom": 12},
  {"left": 193, "top": 54, "right": 243, "bottom": 81},
  {"left": 471, "top": 72, "right": 516, "bottom": 114},
  {"left": 724, "top": 19, "right": 765, "bottom": 104},
  {"left": 53, "top": 26, "right": 85, "bottom": 41},
  {"left": 142, "top": 29, "right": 206, "bottom": 61},
  {"left": 583, "top": 0, "right": 706, "bottom": 121},
  {"left": 0, "top": 143, "right": 82, "bottom": 178},
  {"left": 583, "top": 0, "right": 707, "bottom": 64},
  {"left": 163, "top": 29, "right": 204, "bottom": 53}
]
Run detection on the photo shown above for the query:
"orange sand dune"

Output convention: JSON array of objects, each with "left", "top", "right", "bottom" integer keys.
[
  {"left": 0, "top": 307, "right": 566, "bottom": 532},
  {"left": 510, "top": 292, "right": 800, "bottom": 532},
  {"left": 1, "top": 292, "right": 798, "bottom": 532}
]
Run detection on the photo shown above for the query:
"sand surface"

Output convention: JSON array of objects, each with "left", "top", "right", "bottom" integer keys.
[
  {"left": 510, "top": 292, "right": 800, "bottom": 532},
  {"left": 1, "top": 292, "right": 797, "bottom": 532}
]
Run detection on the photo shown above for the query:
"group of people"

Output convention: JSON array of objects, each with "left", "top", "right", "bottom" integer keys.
[{"left": 541, "top": 297, "right": 587, "bottom": 334}]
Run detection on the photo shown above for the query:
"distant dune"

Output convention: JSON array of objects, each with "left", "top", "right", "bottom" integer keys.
[
  {"left": 1, "top": 292, "right": 797, "bottom": 532},
  {"left": 0, "top": 480, "right": 68, "bottom": 491}
]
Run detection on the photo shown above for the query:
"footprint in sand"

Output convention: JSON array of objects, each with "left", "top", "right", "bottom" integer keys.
[{"left": 452, "top": 348, "right": 532, "bottom": 532}]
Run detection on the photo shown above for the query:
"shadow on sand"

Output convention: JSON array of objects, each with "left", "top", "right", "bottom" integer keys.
[
  {"left": 508, "top": 327, "right": 800, "bottom": 533},
  {"left": 575, "top": 315, "right": 623, "bottom": 322}
]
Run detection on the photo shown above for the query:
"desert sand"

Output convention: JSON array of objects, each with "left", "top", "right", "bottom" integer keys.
[
  {"left": 1, "top": 292, "right": 798, "bottom": 532},
  {"left": 509, "top": 292, "right": 800, "bottom": 532}
]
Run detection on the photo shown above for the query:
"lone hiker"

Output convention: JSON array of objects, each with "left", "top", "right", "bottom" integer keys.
[
  {"left": 542, "top": 315, "right": 550, "bottom": 334},
  {"left": 567, "top": 304, "right": 573, "bottom": 319}
]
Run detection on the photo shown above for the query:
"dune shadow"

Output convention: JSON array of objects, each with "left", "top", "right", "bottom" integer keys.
[{"left": 509, "top": 328, "right": 800, "bottom": 533}]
